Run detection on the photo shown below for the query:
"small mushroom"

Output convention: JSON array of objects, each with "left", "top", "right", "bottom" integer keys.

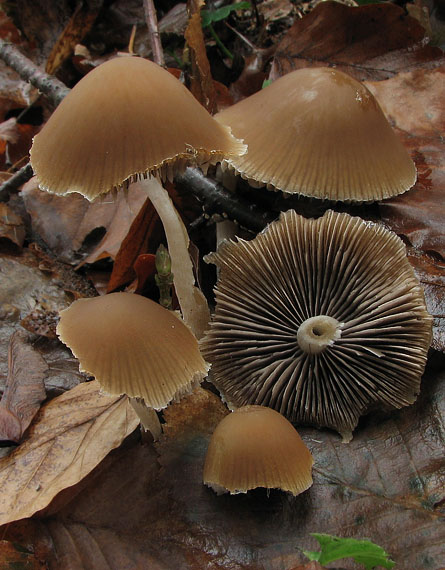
[
  {"left": 201, "top": 210, "right": 432, "bottom": 441},
  {"left": 57, "top": 292, "right": 209, "bottom": 410},
  {"left": 215, "top": 67, "right": 416, "bottom": 202},
  {"left": 30, "top": 56, "right": 246, "bottom": 338},
  {"left": 203, "top": 405, "right": 314, "bottom": 496}
]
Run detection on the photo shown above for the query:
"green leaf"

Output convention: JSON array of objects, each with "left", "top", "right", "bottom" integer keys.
[
  {"left": 304, "top": 533, "right": 395, "bottom": 570},
  {"left": 262, "top": 79, "right": 272, "bottom": 89},
  {"left": 201, "top": 2, "right": 251, "bottom": 28}
]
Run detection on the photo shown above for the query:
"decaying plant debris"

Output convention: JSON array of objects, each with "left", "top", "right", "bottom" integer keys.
[{"left": 0, "top": 1, "right": 443, "bottom": 569}]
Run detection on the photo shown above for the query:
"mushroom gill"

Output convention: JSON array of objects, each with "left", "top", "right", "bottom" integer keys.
[{"left": 201, "top": 210, "right": 432, "bottom": 441}]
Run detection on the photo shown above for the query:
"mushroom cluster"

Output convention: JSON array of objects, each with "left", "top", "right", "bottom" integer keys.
[
  {"left": 30, "top": 56, "right": 247, "bottom": 338},
  {"left": 215, "top": 67, "right": 416, "bottom": 202},
  {"left": 201, "top": 209, "right": 432, "bottom": 441}
]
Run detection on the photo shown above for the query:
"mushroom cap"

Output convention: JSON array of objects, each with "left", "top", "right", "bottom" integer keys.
[
  {"left": 215, "top": 67, "right": 416, "bottom": 202},
  {"left": 30, "top": 56, "right": 246, "bottom": 200},
  {"left": 57, "top": 292, "right": 209, "bottom": 410},
  {"left": 203, "top": 405, "right": 313, "bottom": 495},
  {"left": 201, "top": 210, "right": 432, "bottom": 440}
]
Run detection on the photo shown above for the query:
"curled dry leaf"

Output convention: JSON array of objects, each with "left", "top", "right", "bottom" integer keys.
[
  {"left": 0, "top": 330, "right": 47, "bottom": 444},
  {"left": 184, "top": 0, "right": 217, "bottom": 113},
  {"left": 0, "top": 380, "right": 139, "bottom": 526}
]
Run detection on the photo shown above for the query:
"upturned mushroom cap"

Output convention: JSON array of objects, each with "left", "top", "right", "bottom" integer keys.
[
  {"left": 203, "top": 405, "right": 313, "bottom": 495},
  {"left": 215, "top": 67, "right": 416, "bottom": 202},
  {"left": 30, "top": 56, "right": 246, "bottom": 200},
  {"left": 57, "top": 292, "right": 209, "bottom": 410},
  {"left": 201, "top": 210, "right": 432, "bottom": 440}
]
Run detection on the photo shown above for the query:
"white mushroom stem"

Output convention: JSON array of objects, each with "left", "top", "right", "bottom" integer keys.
[
  {"left": 135, "top": 177, "right": 210, "bottom": 339},
  {"left": 297, "top": 315, "right": 344, "bottom": 355},
  {"left": 129, "top": 398, "right": 162, "bottom": 440}
]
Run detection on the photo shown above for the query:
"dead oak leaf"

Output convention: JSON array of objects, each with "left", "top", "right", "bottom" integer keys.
[{"left": 0, "top": 380, "right": 139, "bottom": 526}]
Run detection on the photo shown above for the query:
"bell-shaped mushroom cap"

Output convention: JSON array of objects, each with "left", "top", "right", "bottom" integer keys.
[
  {"left": 215, "top": 67, "right": 416, "bottom": 202},
  {"left": 30, "top": 56, "right": 246, "bottom": 200},
  {"left": 203, "top": 405, "right": 313, "bottom": 495},
  {"left": 201, "top": 210, "right": 432, "bottom": 440},
  {"left": 57, "top": 292, "right": 209, "bottom": 410}
]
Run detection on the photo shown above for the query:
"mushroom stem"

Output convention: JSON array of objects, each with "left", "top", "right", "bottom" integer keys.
[
  {"left": 136, "top": 177, "right": 210, "bottom": 339},
  {"left": 297, "top": 315, "right": 343, "bottom": 355}
]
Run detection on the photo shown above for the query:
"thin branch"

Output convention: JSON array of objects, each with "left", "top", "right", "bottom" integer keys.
[
  {"left": 0, "top": 164, "right": 33, "bottom": 202},
  {"left": 175, "top": 168, "right": 274, "bottom": 232},
  {"left": 0, "top": 39, "right": 70, "bottom": 107},
  {"left": 142, "top": 0, "right": 165, "bottom": 67}
]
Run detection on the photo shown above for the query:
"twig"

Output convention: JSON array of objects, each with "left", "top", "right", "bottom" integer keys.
[
  {"left": 176, "top": 168, "right": 274, "bottom": 232},
  {"left": 0, "top": 164, "right": 33, "bottom": 202},
  {"left": 142, "top": 0, "right": 165, "bottom": 67},
  {"left": 0, "top": 39, "right": 70, "bottom": 107}
]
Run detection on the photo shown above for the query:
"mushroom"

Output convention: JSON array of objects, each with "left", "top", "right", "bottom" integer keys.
[
  {"left": 215, "top": 67, "right": 416, "bottom": 202},
  {"left": 30, "top": 56, "right": 246, "bottom": 338},
  {"left": 203, "top": 405, "right": 313, "bottom": 496},
  {"left": 57, "top": 292, "right": 209, "bottom": 410},
  {"left": 201, "top": 209, "right": 432, "bottom": 441}
]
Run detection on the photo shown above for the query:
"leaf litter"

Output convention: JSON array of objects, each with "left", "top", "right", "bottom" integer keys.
[{"left": 0, "top": 1, "right": 444, "bottom": 569}]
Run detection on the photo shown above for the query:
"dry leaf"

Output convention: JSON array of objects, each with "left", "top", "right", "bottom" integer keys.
[
  {"left": 0, "top": 253, "right": 72, "bottom": 390},
  {"left": 45, "top": 2, "right": 102, "bottom": 75},
  {"left": 0, "top": 380, "right": 139, "bottom": 525},
  {"left": 185, "top": 0, "right": 217, "bottom": 113},
  {"left": 0, "top": 539, "right": 46, "bottom": 569},
  {"left": 366, "top": 67, "right": 445, "bottom": 259},
  {"left": 0, "top": 202, "right": 25, "bottom": 248},
  {"left": 21, "top": 177, "right": 147, "bottom": 263},
  {"left": 0, "top": 117, "right": 20, "bottom": 144},
  {"left": 106, "top": 198, "right": 162, "bottom": 292},
  {"left": 0, "top": 330, "right": 47, "bottom": 444},
  {"left": 1, "top": 363, "right": 443, "bottom": 569},
  {"left": 407, "top": 249, "right": 445, "bottom": 352},
  {"left": 270, "top": 1, "right": 444, "bottom": 81}
]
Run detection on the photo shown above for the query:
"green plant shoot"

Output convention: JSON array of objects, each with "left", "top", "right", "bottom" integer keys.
[
  {"left": 303, "top": 533, "right": 395, "bottom": 570},
  {"left": 201, "top": 2, "right": 251, "bottom": 60},
  {"left": 201, "top": 2, "right": 251, "bottom": 28}
]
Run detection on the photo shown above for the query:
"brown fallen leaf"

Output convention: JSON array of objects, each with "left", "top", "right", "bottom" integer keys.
[
  {"left": 0, "top": 330, "right": 47, "bottom": 444},
  {"left": 45, "top": 1, "right": 102, "bottom": 75},
  {"left": 184, "top": 0, "right": 217, "bottom": 113},
  {"left": 366, "top": 67, "right": 445, "bottom": 259},
  {"left": 0, "top": 379, "right": 139, "bottom": 525},
  {"left": 2, "top": 364, "right": 443, "bottom": 570},
  {"left": 0, "top": 202, "right": 25, "bottom": 248},
  {"left": 0, "top": 539, "right": 46, "bottom": 569},
  {"left": 106, "top": 198, "right": 162, "bottom": 292},
  {"left": 21, "top": 177, "right": 147, "bottom": 263},
  {"left": 270, "top": 1, "right": 444, "bottom": 81},
  {"left": 407, "top": 248, "right": 445, "bottom": 352}
]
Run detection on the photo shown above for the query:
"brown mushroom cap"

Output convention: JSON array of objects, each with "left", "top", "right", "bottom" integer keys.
[
  {"left": 201, "top": 210, "right": 432, "bottom": 440},
  {"left": 57, "top": 292, "right": 209, "bottom": 409},
  {"left": 203, "top": 405, "right": 313, "bottom": 495},
  {"left": 215, "top": 67, "right": 416, "bottom": 202},
  {"left": 30, "top": 56, "right": 246, "bottom": 200}
]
